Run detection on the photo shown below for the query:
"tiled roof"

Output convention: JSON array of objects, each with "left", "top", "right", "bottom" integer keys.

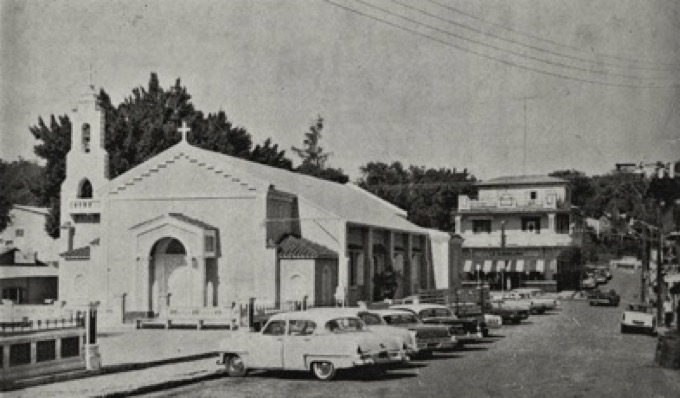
[
  {"left": 476, "top": 175, "right": 567, "bottom": 187},
  {"left": 168, "top": 213, "right": 216, "bottom": 230},
  {"left": 278, "top": 236, "right": 338, "bottom": 259},
  {"left": 60, "top": 246, "right": 90, "bottom": 260}
]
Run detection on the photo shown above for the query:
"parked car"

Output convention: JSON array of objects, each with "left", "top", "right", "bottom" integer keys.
[
  {"left": 582, "top": 276, "right": 597, "bottom": 289},
  {"left": 594, "top": 270, "right": 608, "bottom": 285},
  {"left": 217, "top": 309, "right": 409, "bottom": 381},
  {"left": 485, "top": 301, "right": 530, "bottom": 324},
  {"left": 621, "top": 304, "right": 657, "bottom": 335},
  {"left": 588, "top": 289, "right": 620, "bottom": 306},
  {"left": 391, "top": 303, "right": 484, "bottom": 343},
  {"left": 510, "top": 288, "right": 558, "bottom": 313},
  {"left": 365, "top": 309, "right": 458, "bottom": 358}
]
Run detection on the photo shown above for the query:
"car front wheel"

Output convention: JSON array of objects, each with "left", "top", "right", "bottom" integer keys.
[
  {"left": 226, "top": 354, "right": 247, "bottom": 377},
  {"left": 312, "top": 361, "right": 337, "bottom": 381}
]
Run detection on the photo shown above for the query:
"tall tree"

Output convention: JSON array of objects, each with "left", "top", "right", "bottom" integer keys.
[
  {"left": 29, "top": 115, "right": 72, "bottom": 237},
  {"left": 549, "top": 169, "right": 594, "bottom": 209},
  {"left": 292, "top": 116, "right": 349, "bottom": 183},
  {"left": 358, "top": 162, "right": 476, "bottom": 231}
]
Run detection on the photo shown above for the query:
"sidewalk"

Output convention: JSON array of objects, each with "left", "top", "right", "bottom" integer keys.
[{"left": 6, "top": 326, "right": 231, "bottom": 397}]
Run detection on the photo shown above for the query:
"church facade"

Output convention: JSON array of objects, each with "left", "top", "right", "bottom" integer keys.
[{"left": 58, "top": 86, "right": 454, "bottom": 318}]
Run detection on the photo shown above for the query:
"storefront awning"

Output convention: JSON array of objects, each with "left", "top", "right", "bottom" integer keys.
[
  {"left": 464, "top": 259, "right": 473, "bottom": 273},
  {"left": 536, "top": 259, "right": 545, "bottom": 273},
  {"left": 483, "top": 259, "right": 493, "bottom": 273}
]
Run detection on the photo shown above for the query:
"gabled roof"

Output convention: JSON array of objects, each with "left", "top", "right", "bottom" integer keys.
[
  {"left": 278, "top": 236, "right": 338, "bottom": 259},
  {"left": 60, "top": 246, "right": 90, "bottom": 260},
  {"left": 168, "top": 213, "right": 216, "bottom": 230},
  {"left": 476, "top": 175, "right": 567, "bottom": 187},
  {"left": 103, "top": 141, "right": 428, "bottom": 235}
]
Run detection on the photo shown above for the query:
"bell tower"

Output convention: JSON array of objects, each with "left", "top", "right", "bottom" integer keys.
[{"left": 60, "top": 84, "right": 110, "bottom": 251}]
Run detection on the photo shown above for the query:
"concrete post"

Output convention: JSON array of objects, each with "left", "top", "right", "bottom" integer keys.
[{"left": 85, "top": 301, "right": 101, "bottom": 370}]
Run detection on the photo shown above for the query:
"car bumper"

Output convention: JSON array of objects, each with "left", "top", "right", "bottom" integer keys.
[
  {"left": 353, "top": 351, "right": 409, "bottom": 367},
  {"left": 416, "top": 338, "right": 459, "bottom": 352}
]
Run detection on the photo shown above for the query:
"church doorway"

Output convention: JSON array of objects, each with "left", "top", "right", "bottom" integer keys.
[{"left": 150, "top": 237, "right": 195, "bottom": 312}]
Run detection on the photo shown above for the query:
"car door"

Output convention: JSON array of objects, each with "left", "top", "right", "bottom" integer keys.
[
  {"left": 251, "top": 320, "right": 286, "bottom": 369},
  {"left": 283, "top": 319, "right": 317, "bottom": 370}
]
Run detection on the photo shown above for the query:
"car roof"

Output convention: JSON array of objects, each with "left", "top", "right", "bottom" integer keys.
[
  {"left": 390, "top": 303, "right": 451, "bottom": 312},
  {"left": 269, "top": 308, "right": 363, "bottom": 322},
  {"left": 369, "top": 308, "right": 417, "bottom": 316}
]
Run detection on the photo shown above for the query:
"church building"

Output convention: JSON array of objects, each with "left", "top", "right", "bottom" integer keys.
[{"left": 58, "top": 86, "right": 455, "bottom": 320}]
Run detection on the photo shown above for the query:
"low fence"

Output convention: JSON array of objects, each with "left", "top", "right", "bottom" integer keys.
[
  {"left": 138, "top": 297, "right": 324, "bottom": 330},
  {"left": 1, "top": 322, "right": 87, "bottom": 389}
]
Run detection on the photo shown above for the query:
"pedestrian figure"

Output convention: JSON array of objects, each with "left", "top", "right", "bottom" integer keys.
[{"left": 664, "top": 297, "right": 674, "bottom": 328}]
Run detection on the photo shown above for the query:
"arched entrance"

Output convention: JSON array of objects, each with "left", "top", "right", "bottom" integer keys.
[{"left": 149, "top": 237, "right": 195, "bottom": 313}]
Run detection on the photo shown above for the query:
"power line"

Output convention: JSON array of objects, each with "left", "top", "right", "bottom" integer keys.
[
  {"left": 321, "top": 0, "right": 675, "bottom": 89},
  {"left": 425, "top": 0, "right": 680, "bottom": 70},
  {"left": 352, "top": 0, "right": 675, "bottom": 82},
  {"left": 392, "top": 0, "right": 680, "bottom": 74}
]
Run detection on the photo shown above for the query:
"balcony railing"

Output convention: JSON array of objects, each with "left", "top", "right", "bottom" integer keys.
[
  {"left": 68, "top": 199, "right": 101, "bottom": 214},
  {"left": 458, "top": 195, "right": 566, "bottom": 211}
]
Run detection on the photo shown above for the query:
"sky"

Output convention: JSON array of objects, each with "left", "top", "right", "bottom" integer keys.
[{"left": 1, "top": 0, "right": 679, "bottom": 181}]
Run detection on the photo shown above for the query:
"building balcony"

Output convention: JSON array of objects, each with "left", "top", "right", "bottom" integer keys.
[
  {"left": 68, "top": 199, "right": 101, "bottom": 214},
  {"left": 457, "top": 195, "right": 568, "bottom": 213},
  {"left": 460, "top": 230, "right": 574, "bottom": 248}
]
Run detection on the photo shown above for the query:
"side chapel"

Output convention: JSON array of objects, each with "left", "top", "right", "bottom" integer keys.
[{"left": 58, "top": 85, "right": 455, "bottom": 319}]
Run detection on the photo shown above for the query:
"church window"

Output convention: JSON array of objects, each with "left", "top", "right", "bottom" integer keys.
[
  {"left": 77, "top": 179, "right": 93, "bottom": 199},
  {"left": 205, "top": 235, "right": 215, "bottom": 253},
  {"left": 82, "top": 123, "right": 91, "bottom": 153}
]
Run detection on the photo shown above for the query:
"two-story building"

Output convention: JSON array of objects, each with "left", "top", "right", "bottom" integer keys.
[{"left": 453, "top": 175, "right": 577, "bottom": 292}]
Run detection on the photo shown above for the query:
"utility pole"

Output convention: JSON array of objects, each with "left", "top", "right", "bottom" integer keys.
[
  {"left": 641, "top": 228, "right": 648, "bottom": 303},
  {"left": 656, "top": 203, "right": 665, "bottom": 322}
]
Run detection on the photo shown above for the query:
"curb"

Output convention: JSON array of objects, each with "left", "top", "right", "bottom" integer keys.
[
  {"left": 4, "top": 352, "right": 220, "bottom": 392},
  {"left": 97, "top": 368, "right": 227, "bottom": 398}
]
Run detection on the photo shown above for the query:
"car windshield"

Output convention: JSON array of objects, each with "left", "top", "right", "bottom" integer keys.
[
  {"left": 359, "top": 313, "right": 383, "bottom": 326},
  {"left": 629, "top": 304, "right": 648, "bottom": 312},
  {"left": 325, "top": 317, "right": 366, "bottom": 333},
  {"left": 419, "top": 308, "right": 453, "bottom": 318},
  {"left": 383, "top": 313, "right": 420, "bottom": 325}
]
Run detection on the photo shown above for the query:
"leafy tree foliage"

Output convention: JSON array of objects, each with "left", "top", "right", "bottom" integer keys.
[
  {"left": 548, "top": 169, "right": 594, "bottom": 209},
  {"left": 30, "top": 73, "right": 294, "bottom": 237},
  {"left": 0, "top": 158, "right": 45, "bottom": 232},
  {"left": 292, "top": 116, "right": 349, "bottom": 183},
  {"left": 358, "top": 161, "right": 476, "bottom": 231}
]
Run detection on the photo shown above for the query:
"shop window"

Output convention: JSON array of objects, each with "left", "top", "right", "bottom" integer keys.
[
  {"left": 37, "top": 340, "right": 56, "bottom": 362},
  {"left": 10, "top": 343, "right": 31, "bottom": 366},
  {"left": 2, "top": 287, "right": 25, "bottom": 303},
  {"left": 472, "top": 220, "right": 492, "bottom": 234},
  {"left": 61, "top": 337, "right": 80, "bottom": 358}
]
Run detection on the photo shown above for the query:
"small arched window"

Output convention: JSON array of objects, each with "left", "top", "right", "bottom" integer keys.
[
  {"left": 82, "top": 123, "right": 91, "bottom": 153},
  {"left": 77, "top": 179, "right": 93, "bottom": 199}
]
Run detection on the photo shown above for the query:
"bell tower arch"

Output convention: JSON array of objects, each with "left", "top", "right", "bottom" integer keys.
[{"left": 60, "top": 84, "right": 110, "bottom": 250}]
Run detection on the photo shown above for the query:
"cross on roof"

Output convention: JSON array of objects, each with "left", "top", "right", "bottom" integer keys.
[{"left": 178, "top": 121, "right": 191, "bottom": 142}]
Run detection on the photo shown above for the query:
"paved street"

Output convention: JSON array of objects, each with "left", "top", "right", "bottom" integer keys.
[{"left": 143, "top": 268, "right": 680, "bottom": 398}]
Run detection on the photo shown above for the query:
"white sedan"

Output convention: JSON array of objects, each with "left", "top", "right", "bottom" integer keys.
[
  {"left": 621, "top": 303, "right": 657, "bottom": 335},
  {"left": 218, "top": 309, "right": 409, "bottom": 381}
]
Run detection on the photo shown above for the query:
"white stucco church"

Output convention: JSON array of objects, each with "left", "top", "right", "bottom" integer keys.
[{"left": 58, "top": 85, "right": 456, "bottom": 320}]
